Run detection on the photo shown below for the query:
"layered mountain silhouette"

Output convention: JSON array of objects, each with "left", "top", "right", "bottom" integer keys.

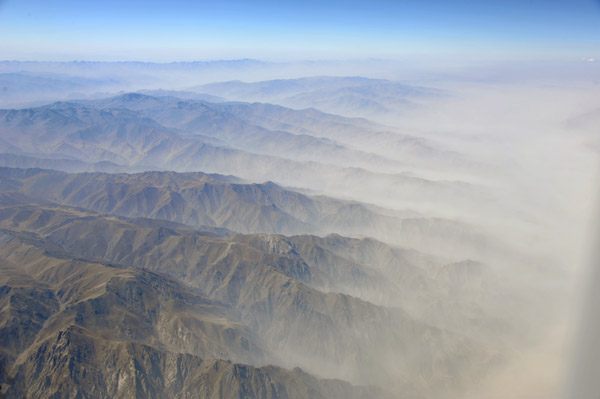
[
  {"left": 0, "top": 191, "right": 503, "bottom": 398},
  {"left": 0, "top": 80, "right": 547, "bottom": 399},
  {"left": 0, "top": 92, "right": 446, "bottom": 176},
  {"left": 191, "top": 76, "right": 441, "bottom": 118},
  {"left": 0, "top": 92, "right": 506, "bottom": 236},
  {"left": 0, "top": 167, "right": 497, "bottom": 261}
]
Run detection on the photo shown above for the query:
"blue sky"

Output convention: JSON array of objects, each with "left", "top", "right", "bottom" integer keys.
[{"left": 0, "top": 0, "right": 599, "bottom": 61}]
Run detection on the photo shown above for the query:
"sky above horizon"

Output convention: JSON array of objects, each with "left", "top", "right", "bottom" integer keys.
[{"left": 1, "top": 0, "right": 599, "bottom": 61}]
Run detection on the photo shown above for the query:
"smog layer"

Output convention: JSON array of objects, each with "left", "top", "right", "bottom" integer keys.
[{"left": 0, "top": 59, "right": 598, "bottom": 399}]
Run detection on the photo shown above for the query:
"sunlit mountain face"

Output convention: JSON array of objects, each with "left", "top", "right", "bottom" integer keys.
[{"left": 0, "top": 0, "right": 599, "bottom": 398}]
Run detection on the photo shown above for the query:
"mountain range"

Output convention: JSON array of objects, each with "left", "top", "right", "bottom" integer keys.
[
  {"left": 0, "top": 72, "right": 567, "bottom": 399},
  {"left": 191, "top": 76, "right": 442, "bottom": 119},
  {"left": 0, "top": 92, "right": 516, "bottom": 259},
  {"left": 0, "top": 187, "right": 506, "bottom": 398}
]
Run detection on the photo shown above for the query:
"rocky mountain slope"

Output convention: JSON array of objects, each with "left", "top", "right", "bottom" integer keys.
[
  {"left": 0, "top": 193, "right": 503, "bottom": 398},
  {"left": 0, "top": 167, "right": 495, "bottom": 261},
  {"left": 0, "top": 224, "right": 391, "bottom": 399}
]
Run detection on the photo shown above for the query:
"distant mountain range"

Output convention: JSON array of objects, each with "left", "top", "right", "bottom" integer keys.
[
  {"left": 192, "top": 76, "right": 442, "bottom": 118},
  {"left": 0, "top": 92, "right": 504, "bottom": 238},
  {"left": 0, "top": 92, "right": 438, "bottom": 170},
  {"left": 0, "top": 60, "right": 269, "bottom": 108}
]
